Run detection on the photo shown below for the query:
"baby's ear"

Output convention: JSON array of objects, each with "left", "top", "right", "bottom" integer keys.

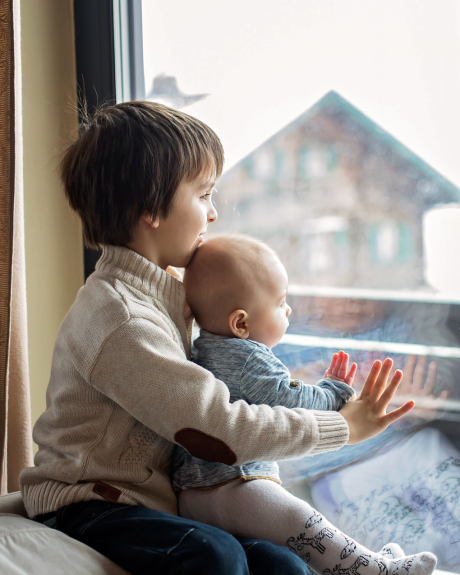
[{"left": 229, "top": 310, "right": 250, "bottom": 339}]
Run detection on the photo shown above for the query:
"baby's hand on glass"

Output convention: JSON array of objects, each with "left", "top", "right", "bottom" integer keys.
[{"left": 325, "top": 351, "right": 357, "bottom": 386}]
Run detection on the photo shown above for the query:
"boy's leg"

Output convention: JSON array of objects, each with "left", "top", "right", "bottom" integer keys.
[
  {"left": 35, "top": 500, "right": 250, "bottom": 575},
  {"left": 237, "top": 536, "right": 312, "bottom": 575},
  {"left": 178, "top": 479, "right": 437, "bottom": 575}
]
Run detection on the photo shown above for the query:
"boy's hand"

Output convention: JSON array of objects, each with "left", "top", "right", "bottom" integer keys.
[
  {"left": 325, "top": 350, "right": 357, "bottom": 386},
  {"left": 339, "top": 358, "right": 414, "bottom": 445}
]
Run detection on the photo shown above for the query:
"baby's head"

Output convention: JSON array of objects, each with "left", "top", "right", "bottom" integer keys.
[{"left": 184, "top": 235, "right": 291, "bottom": 348}]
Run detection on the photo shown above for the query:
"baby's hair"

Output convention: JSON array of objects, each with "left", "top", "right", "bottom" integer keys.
[
  {"left": 184, "top": 234, "right": 280, "bottom": 335},
  {"left": 59, "top": 101, "right": 224, "bottom": 247}
]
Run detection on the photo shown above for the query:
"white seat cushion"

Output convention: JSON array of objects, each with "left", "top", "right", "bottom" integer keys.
[
  {"left": 0, "top": 514, "right": 130, "bottom": 575},
  {"left": 0, "top": 492, "right": 27, "bottom": 517}
]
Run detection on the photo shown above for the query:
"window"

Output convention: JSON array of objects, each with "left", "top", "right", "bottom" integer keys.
[{"left": 116, "top": 1, "right": 460, "bottom": 568}]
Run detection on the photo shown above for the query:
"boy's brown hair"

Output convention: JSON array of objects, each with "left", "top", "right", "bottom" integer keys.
[{"left": 59, "top": 101, "right": 224, "bottom": 247}]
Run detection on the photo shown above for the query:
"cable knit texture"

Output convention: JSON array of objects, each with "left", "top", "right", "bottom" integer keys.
[{"left": 19, "top": 245, "right": 349, "bottom": 518}]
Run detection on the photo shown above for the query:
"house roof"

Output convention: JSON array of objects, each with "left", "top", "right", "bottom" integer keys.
[{"left": 228, "top": 90, "right": 460, "bottom": 203}]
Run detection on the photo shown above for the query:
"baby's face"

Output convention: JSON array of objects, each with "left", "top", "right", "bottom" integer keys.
[{"left": 248, "top": 257, "right": 291, "bottom": 349}]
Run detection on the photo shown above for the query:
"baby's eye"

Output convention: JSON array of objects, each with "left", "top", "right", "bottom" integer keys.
[{"left": 280, "top": 300, "right": 286, "bottom": 308}]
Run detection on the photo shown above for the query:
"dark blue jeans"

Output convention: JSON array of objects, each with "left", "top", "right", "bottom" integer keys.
[{"left": 34, "top": 500, "right": 310, "bottom": 575}]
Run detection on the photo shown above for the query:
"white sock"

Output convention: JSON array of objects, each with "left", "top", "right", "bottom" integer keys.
[
  {"left": 178, "top": 479, "right": 437, "bottom": 575},
  {"left": 380, "top": 544, "right": 405, "bottom": 560}
]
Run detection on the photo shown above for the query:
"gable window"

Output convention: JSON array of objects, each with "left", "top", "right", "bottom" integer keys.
[{"left": 368, "top": 220, "right": 414, "bottom": 266}]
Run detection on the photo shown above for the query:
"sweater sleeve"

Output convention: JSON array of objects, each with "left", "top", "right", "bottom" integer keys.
[
  {"left": 89, "top": 317, "right": 349, "bottom": 464},
  {"left": 240, "top": 348, "right": 355, "bottom": 411}
]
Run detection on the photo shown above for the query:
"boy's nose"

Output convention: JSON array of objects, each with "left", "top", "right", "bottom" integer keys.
[
  {"left": 208, "top": 202, "right": 218, "bottom": 223},
  {"left": 286, "top": 305, "right": 292, "bottom": 317}
]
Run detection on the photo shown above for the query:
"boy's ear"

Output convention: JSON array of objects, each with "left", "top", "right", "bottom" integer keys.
[
  {"left": 229, "top": 310, "right": 250, "bottom": 339},
  {"left": 142, "top": 213, "right": 160, "bottom": 229}
]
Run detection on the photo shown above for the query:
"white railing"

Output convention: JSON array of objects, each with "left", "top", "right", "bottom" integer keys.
[
  {"left": 280, "top": 333, "right": 460, "bottom": 359},
  {"left": 288, "top": 284, "right": 460, "bottom": 304}
]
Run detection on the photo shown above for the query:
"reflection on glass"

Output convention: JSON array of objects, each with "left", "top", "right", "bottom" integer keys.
[
  {"left": 277, "top": 296, "right": 460, "bottom": 400},
  {"left": 141, "top": 1, "right": 460, "bottom": 570}
]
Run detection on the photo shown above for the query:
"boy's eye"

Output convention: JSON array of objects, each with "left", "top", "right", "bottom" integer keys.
[
  {"left": 201, "top": 186, "right": 217, "bottom": 200},
  {"left": 280, "top": 300, "right": 286, "bottom": 308}
]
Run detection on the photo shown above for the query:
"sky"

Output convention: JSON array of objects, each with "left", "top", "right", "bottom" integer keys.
[{"left": 142, "top": 0, "right": 460, "bottom": 187}]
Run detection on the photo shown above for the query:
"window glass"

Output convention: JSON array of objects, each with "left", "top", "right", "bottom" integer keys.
[{"left": 141, "top": 1, "right": 460, "bottom": 569}]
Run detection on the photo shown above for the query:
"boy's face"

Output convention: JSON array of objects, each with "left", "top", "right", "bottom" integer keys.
[
  {"left": 248, "top": 257, "right": 292, "bottom": 349},
  {"left": 157, "top": 172, "right": 218, "bottom": 269}
]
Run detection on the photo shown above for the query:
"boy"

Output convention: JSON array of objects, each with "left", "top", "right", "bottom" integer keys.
[
  {"left": 173, "top": 234, "right": 437, "bottom": 575},
  {"left": 19, "top": 102, "right": 414, "bottom": 575}
]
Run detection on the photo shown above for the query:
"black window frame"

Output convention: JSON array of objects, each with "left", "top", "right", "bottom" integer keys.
[{"left": 73, "top": 0, "right": 145, "bottom": 280}]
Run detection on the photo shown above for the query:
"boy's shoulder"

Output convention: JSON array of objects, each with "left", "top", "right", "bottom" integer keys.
[
  {"left": 62, "top": 273, "right": 130, "bottom": 341},
  {"left": 56, "top": 268, "right": 184, "bottom": 377}
]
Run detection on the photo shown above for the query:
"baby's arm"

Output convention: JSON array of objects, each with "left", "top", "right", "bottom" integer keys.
[
  {"left": 240, "top": 349, "right": 414, "bottom": 445},
  {"left": 240, "top": 348, "right": 354, "bottom": 411}
]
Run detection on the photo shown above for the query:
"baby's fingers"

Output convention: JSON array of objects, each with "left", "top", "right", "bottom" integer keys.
[
  {"left": 344, "top": 362, "right": 357, "bottom": 386},
  {"left": 336, "top": 351, "right": 349, "bottom": 380},
  {"left": 327, "top": 353, "right": 338, "bottom": 375},
  {"left": 380, "top": 399, "right": 415, "bottom": 427}
]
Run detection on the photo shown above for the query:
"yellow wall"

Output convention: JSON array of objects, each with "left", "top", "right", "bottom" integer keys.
[{"left": 21, "top": 0, "right": 84, "bottom": 441}]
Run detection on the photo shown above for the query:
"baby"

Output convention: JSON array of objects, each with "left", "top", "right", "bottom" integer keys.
[{"left": 172, "top": 234, "right": 437, "bottom": 575}]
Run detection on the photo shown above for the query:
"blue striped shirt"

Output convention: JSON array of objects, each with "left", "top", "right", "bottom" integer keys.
[{"left": 172, "top": 330, "right": 354, "bottom": 490}]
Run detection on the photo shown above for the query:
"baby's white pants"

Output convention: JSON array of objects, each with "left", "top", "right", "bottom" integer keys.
[{"left": 178, "top": 478, "right": 436, "bottom": 575}]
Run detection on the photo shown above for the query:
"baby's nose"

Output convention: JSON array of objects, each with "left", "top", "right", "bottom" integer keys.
[{"left": 286, "top": 305, "right": 292, "bottom": 317}]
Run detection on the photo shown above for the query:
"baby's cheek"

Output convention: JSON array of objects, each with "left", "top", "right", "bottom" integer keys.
[{"left": 273, "top": 316, "right": 288, "bottom": 341}]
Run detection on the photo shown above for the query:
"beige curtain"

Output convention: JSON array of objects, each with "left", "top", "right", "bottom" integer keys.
[{"left": 0, "top": 0, "right": 33, "bottom": 494}]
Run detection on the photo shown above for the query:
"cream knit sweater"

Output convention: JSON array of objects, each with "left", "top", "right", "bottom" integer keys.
[{"left": 19, "top": 246, "right": 349, "bottom": 518}]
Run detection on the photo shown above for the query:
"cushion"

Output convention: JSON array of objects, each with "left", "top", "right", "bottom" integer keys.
[
  {"left": 0, "top": 513, "right": 130, "bottom": 574},
  {"left": 0, "top": 491, "right": 27, "bottom": 517}
]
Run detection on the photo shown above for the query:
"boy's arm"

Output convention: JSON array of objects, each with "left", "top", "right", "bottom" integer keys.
[
  {"left": 240, "top": 349, "right": 354, "bottom": 411},
  {"left": 89, "top": 317, "right": 350, "bottom": 465}
]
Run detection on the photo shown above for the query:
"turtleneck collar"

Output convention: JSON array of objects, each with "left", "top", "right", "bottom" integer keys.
[{"left": 95, "top": 245, "right": 184, "bottom": 310}]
